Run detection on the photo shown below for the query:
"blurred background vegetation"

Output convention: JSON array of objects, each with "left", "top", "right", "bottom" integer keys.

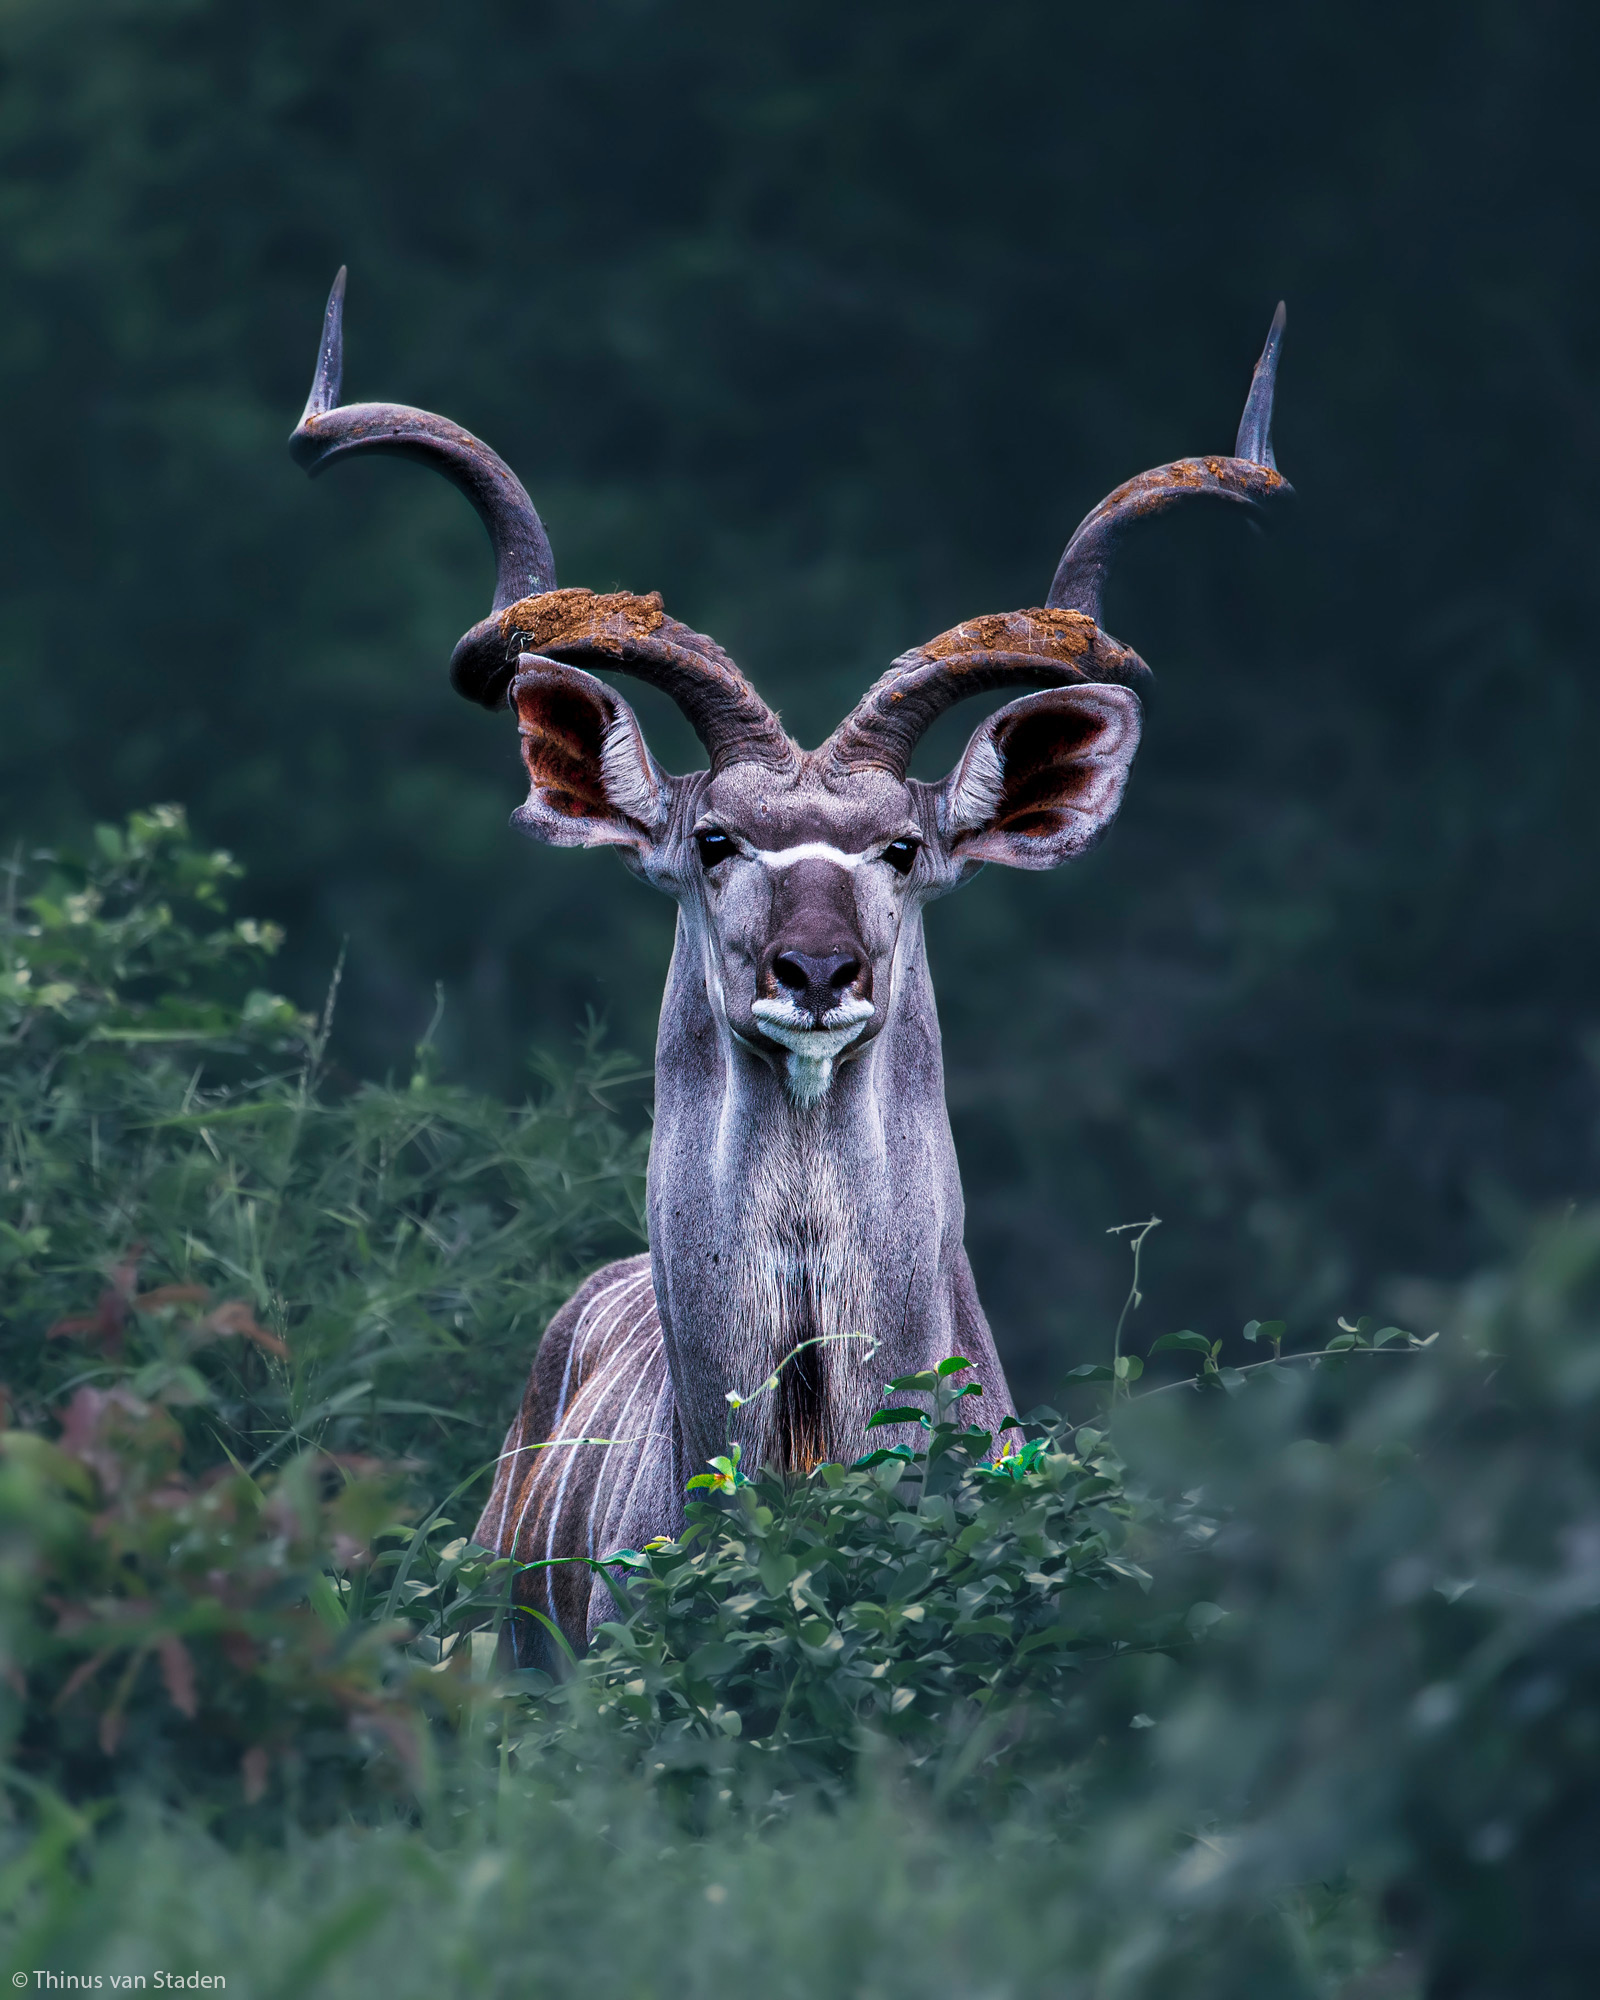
[{"left": 0, "top": 0, "right": 1595, "bottom": 1400}]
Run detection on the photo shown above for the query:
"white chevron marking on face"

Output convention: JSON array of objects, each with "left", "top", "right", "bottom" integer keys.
[{"left": 752, "top": 841, "right": 869, "bottom": 870}]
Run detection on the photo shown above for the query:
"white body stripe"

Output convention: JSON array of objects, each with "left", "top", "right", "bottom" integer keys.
[
  {"left": 536, "top": 1297, "right": 654, "bottom": 1613},
  {"left": 587, "top": 1350, "right": 655, "bottom": 1566},
  {"left": 497, "top": 1268, "right": 650, "bottom": 1551}
]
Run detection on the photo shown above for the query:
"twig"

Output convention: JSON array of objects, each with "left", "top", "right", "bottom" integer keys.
[{"left": 1106, "top": 1216, "right": 1160, "bottom": 1401}]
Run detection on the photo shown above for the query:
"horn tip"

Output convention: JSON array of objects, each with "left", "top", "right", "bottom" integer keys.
[
  {"left": 1234, "top": 299, "right": 1287, "bottom": 470},
  {"left": 293, "top": 266, "right": 348, "bottom": 444}
]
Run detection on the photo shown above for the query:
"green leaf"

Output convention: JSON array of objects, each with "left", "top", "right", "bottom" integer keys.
[
  {"left": 1243, "top": 1318, "right": 1286, "bottom": 1345},
  {"left": 867, "top": 1407, "right": 932, "bottom": 1430},
  {"left": 129, "top": 1362, "right": 212, "bottom": 1407},
  {"left": 154, "top": 1101, "right": 296, "bottom": 1129},
  {"left": 1151, "top": 1330, "right": 1213, "bottom": 1356},
  {"left": 935, "top": 1356, "right": 975, "bottom": 1376},
  {"left": 1064, "top": 1364, "right": 1113, "bottom": 1382},
  {"left": 1015, "top": 1627, "right": 1070, "bottom": 1659},
  {"left": 1113, "top": 1354, "right": 1143, "bottom": 1382},
  {"left": 687, "top": 1639, "right": 744, "bottom": 1680},
  {"left": 757, "top": 1551, "right": 796, "bottom": 1597},
  {"left": 886, "top": 1370, "right": 939, "bottom": 1394},
  {"left": 307, "top": 1570, "right": 348, "bottom": 1633}
]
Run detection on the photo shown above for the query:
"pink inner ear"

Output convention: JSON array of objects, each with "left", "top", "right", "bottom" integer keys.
[
  {"left": 516, "top": 682, "right": 613, "bottom": 820},
  {"left": 990, "top": 704, "right": 1108, "bottom": 834}
]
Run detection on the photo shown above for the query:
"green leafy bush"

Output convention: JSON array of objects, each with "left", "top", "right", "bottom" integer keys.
[
  {"left": 547, "top": 1362, "right": 1187, "bottom": 1803},
  {"left": 0, "top": 807, "right": 641, "bottom": 1818},
  {"left": 1099, "top": 1216, "right": 1600, "bottom": 1998},
  {"left": 0, "top": 1385, "right": 423, "bottom": 1822},
  {"left": 0, "top": 806, "right": 648, "bottom": 1494}
]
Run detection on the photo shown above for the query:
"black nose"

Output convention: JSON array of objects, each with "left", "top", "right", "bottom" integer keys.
[{"left": 771, "top": 949, "right": 865, "bottom": 1018}]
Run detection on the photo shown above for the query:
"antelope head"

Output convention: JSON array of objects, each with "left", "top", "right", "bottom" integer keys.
[{"left": 291, "top": 274, "right": 1288, "bottom": 1110}]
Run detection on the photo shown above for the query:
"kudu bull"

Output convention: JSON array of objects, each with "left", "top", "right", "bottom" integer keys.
[{"left": 291, "top": 273, "right": 1289, "bottom": 1654}]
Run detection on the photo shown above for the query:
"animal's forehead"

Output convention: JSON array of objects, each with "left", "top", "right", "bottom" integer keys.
[{"left": 700, "top": 761, "right": 915, "bottom": 851}]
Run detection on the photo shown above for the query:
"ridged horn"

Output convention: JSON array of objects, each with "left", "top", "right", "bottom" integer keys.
[
  {"left": 290, "top": 267, "right": 557, "bottom": 622},
  {"left": 289, "top": 271, "right": 795, "bottom": 773},
  {"left": 1046, "top": 302, "right": 1290, "bottom": 623},
  {"left": 824, "top": 305, "right": 1290, "bottom": 780}
]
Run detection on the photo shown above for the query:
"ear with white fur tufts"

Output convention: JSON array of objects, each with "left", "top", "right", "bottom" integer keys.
[
  {"left": 938, "top": 684, "right": 1142, "bottom": 869},
  {"left": 508, "top": 656, "right": 670, "bottom": 852}
]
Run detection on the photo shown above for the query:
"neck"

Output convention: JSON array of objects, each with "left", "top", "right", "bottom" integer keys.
[{"left": 646, "top": 907, "right": 988, "bottom": 1471}]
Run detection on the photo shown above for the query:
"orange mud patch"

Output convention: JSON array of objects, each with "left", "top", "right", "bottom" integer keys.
[
  {"left": 1102, "top": 456, "right": 1287, "bottom": 515},
  {"left": 917, "top": 606, "right": 1099, "bottom": 665},
  {"left": 498, "top": 588, "right": 667, "bottom": 654}
]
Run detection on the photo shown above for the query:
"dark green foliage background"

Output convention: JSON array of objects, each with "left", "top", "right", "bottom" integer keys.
[{"left": 0, "top": 0, "right": 1595, "bottom": 1395}]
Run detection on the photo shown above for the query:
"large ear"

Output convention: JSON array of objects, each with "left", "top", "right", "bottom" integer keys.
[
  {"left": 508, "top": 655, "right": 670, "bottom": 851},
  {"left": 938, "top": 684, "right": 1142, "bottom": 870}
]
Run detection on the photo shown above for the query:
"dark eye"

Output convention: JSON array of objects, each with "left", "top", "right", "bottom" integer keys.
[
  {"left": 881, "top": 839, "right": 919, "bottom": 876},
  {"left": 695, "top": 828, "right": 735, "bottom": 869}
]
